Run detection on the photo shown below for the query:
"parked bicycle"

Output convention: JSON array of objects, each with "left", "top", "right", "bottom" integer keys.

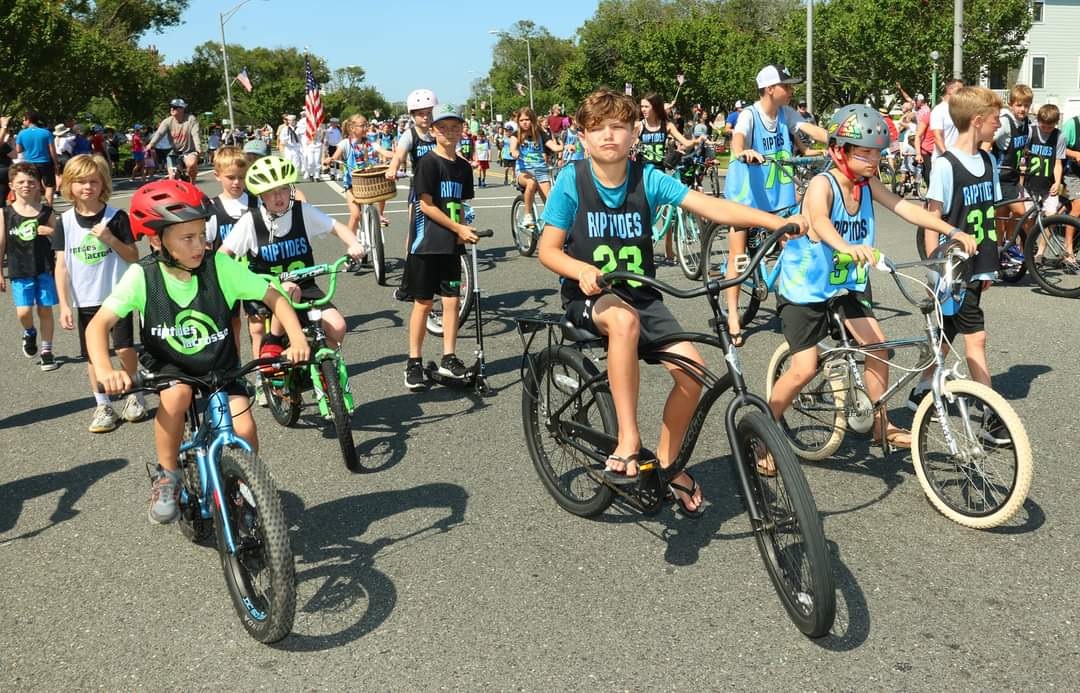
[
  {"left": 764, "top": 245, "right": 1033, "bottom": 529},
  {"left": 260, "top": 256, "right": 362, "bottom": 472},
  {"left": 517, "top": 223, "right": 836, "bottom": 638},
  {"left": 120, "top": 357, "right": 297, "bottom": 642}
]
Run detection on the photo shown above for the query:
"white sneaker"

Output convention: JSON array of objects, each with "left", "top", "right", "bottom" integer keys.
[
  {"left": 121, "top": 394, "right": 149, "bottom": 422},
  {"left": 523, "top": 214, "right": 536, "bottom": 229},
  {"left": 88, "top": 404, "right": 119, "bottom": 433}
]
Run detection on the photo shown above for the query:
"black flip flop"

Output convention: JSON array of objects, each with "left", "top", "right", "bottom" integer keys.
[{"left": 667, "top": 471, "right": 705, "bottom": 518}]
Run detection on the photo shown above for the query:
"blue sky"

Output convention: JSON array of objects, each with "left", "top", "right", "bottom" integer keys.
[{"left": 141, "top": 1, "right": 596, "bottom": 107}]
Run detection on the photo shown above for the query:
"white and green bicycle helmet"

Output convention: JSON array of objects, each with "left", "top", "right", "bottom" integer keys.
[
  {"left": 827, "top": 104, "right": 891, "bottom": 149},
  {"left": 246, "top": 155, "right": 298, "bottom": 195}
]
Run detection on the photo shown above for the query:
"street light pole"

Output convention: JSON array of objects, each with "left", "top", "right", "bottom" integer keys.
[
  {"left": 931, "top": 50, "right": 941, "bottom": 103},
  {"left": 806, "top": 0, "right": 813, "bottom": 115},
  {"left": 220, "top": 0, "right": 264, "bottom": 139},
  {"left": 525, "top": 36, "right": 534, "bottom": 111}
]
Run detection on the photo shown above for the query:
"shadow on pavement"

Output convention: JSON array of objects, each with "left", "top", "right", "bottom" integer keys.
[
  {"left": 0, "top": 458, "right": 128, "bottom": 543},
  {"left": 992, "top": 363, "right": 1052, "bottom": 400},
  {"left": 275, "top": 483, "right": 468, "bottom": 652},
  {"left": 813, "top": 541, "right": 870, "bottom": 652},
  {"left": 0, "top": 396, "right": 97, "bottom": 430}
]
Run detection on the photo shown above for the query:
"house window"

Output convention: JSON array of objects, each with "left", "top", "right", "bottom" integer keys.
[
  {"left": 989, "top": 65, "right": 1008, "bottom": 90},
  {"left": 1032, "top": 1, "right": 1044, "bottom": 22},
  {"left": 1032, "top": 56, "right": 1045, "bottom": 89}
]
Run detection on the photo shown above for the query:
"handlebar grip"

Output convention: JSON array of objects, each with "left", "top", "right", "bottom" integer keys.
[
  {"left": 834, "top": 248, "right": 883, "bottom": 265},
  {"left": 475, "top": 229, "right": 494, "bottom": 239}
]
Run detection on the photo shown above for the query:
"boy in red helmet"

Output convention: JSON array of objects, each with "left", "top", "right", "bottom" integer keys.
[{"left": 88, "top": 179, "right": 309, "bottom": 524}]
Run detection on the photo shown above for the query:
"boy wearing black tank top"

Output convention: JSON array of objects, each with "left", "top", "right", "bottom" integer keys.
[
  {"left": 538, "top": 88, "right": 803, "bottom": 516},
  {"left": 912, "top": 87, "right": 1005, "bottom": 418}
]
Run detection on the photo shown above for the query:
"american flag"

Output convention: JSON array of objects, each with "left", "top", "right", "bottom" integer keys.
[
  {"left": 304, "top": 56, "right": 323, "bottom": 141},
  {"left": 235, "top": 68, "right": 252, "bottom": 93}
]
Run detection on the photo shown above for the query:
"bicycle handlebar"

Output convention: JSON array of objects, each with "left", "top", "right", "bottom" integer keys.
[
  {"left": 834, "top": 242, "right": 970, "bottom": 309},
  {"left": 598, "top": 223, "right": 802, "bottom": 298},
  {"left": 102, "top": 356, "right": 295, "bottom": 397}
]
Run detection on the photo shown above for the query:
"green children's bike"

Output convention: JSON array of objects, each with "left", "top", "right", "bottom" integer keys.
[{"left": 260, "top": 256, "right": 362, "bottom": 472}]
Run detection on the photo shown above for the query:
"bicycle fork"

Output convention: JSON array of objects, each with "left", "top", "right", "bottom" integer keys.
[
  {"left": 197, "top": 392, "right": 255, "bottom": 555},
  {"left": 310, "top": 349, "right": 355, "bottom": 418}
]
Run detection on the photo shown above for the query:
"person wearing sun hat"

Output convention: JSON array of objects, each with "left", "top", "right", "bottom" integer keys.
[{"left": 720, "top": 64, "right": 829, "bottom": 345}]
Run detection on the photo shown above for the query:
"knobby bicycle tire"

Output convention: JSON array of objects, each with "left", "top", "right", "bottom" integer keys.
[
  {"left": 675, "top": 210, "right": 704, "bottom": 280},
  {"left": 765, "top": 342, "right": 848, "bottom": 460},
  {"left": 320, "top": 359, "right": 360, "bottom": 472},
  {"left": 737, "top": 411, "right": 835, "bottom": 638},
  {"left": 214, "top": 448, "right": 296, "bottom": 643},
  {"left": 364, "top": 205, "right": 387, "bottom": 286},
  {"left": 522, "top": 345, "right": 616, "bottom": 517},
  {"left": 426, "top": 255, "right": 474, "bottom": 337},
  {"left": 511, "top": 196, "right": 538, "bottom": 256},
  {"left": 177, "top": 413, "right": 212, "bottom": 543},
  {"left": 1024, "top": 215, "right": 1080, "bottom": 298},
  {"left": 263, "top": 373, "right": 301, "bottom": 427},
  {"left": 911, "top": 379, "right": 1033, "bottom": 529}
]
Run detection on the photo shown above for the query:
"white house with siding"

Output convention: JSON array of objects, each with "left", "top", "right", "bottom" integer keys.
[{"left": 987, "top": 0, "right": 1080, "bottom": 117}]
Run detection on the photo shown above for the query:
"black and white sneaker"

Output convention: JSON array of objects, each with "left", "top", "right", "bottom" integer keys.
[
  {"left": 980, "top": 410, "right": 1013, "bottom": 447},
  {"left": 404, "top": 360, "right": 428, "bottom": 391},
  {"left": 906, "top": 386, "right": 930, "bottom": 412},
  {"left": 22, "top": 330, "right": 37, "bottom": 358},
  {"left": 39, "top": 351, "right": 58, "bottom": 371},
  {"left": 393, "top": 287, "right": 413, "bottom": 302},
  {"left": 437, "top": 354, "right": 470, "bottom": 381}
]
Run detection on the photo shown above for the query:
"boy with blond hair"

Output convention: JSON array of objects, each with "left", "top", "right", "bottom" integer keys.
[{"left": 52, "top": 154, "right": 145, "bottom": 432}]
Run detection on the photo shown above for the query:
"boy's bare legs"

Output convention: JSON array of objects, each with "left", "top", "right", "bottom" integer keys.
[
  {"left": 723, "top": 228, "right": 747, "bottom": 339},
  {"left": 591, "top": 295, "right": 642, "bottom": 475},
  {"left": 440, "top": 295, "right": 460, "bottom": 357},
  {"left": 409, "top": 299, "right": 433, "bottom": 358},
  {"left": 657, "top": 341, "right": 705, "bottom": 511},
  {"left": 845, "top": 316, "right": 909, "bottom": 446},
  {"left": 769, "top": 347, "right": 820, "bottom": 420},
  {"left": 155, "top": 385, "right": 194, "bottom": 473},
  {"left": 38, "top": 306, "right": 54, "bottom": 345},
  {"left": 962, "top": 330, "right": 991, "bottom": 387}
]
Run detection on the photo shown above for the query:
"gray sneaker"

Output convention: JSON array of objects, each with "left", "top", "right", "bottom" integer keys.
[
  {"left": 148, "top": 467, "right": 181, "bottom": 524},
  {"left": 88, "top": 404, "right": 119, "bottom": 433},
  {"left": 121, "top": 394, "right": 149, "bottom": 422},
  {"left": 254, "top": 373, "right": 268, "bottom": 407}
]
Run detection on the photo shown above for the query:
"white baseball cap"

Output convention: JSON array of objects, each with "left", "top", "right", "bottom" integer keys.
[
  {"left": 915, "top": 93, "right": 927, "bottom": 101},
  {"left": 734, "top": 100, "right": 746, "bottom": 109},
  {"left": 755, "top": 64, "right": 803, "bottom": 89}
]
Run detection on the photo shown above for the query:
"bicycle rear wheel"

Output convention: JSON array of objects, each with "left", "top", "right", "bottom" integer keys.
[
  {"left": 522, "top": 345, "right": 616, "bottom": 517},
  {"left": 675, "top": 211, "right": 704, "bottom": 280},
  {"left": 510, "top": 196, "right": 538, "bottom": 256},
  {"left": 426, "top": 254, "right": 474, "bottom": 336},
  {"left": 263, "top": 371, "right": 301, "bottom": 427},
  {"left": 998, "top": 233, "right": 1027, "bottom": 284},
  {"left": 709, "top": 166, "right": 721, "bottom": 197},
  {"left": 319, "top": 359, "right": 360, "bottom": 472},
  {"left": 1025, "top": 215, "right": 1080, "bottom": 298},
  {"left": 737, "top": 411, "right": 834, "bottom": 638},
  {"left": 363, "top": 205, "right": 387, "bottom": 285},
  {"left": 701, "top": 222, "right": 761, "bottom": 326},
  {"left": 911, "top": 380, "right": 1033, "bottom": 529},
  {"left": 215, "top": 448, "right": 296, "bottom": 643},
  {"left": 765, "top": 343, "right": 848, "bottom": 460}
]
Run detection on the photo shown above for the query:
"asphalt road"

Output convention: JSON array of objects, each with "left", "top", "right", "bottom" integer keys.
[{"left": 1, "top": 165, "right": 1077, "bottom": 690}]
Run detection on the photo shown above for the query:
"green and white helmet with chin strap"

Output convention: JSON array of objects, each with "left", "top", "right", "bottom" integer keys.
[
  {"left": 827, "top": 104, "right": 891, "bottom": 149},
  {"left": 245, "top": 155, "right": 298, "bottom": 195}
]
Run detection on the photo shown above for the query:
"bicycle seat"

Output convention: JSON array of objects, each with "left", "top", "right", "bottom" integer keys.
[{"left": 560, "top": 319, "right": 604, "bottom": 345}]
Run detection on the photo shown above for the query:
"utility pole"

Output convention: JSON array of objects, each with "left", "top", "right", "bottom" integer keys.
[
  {"left": 953, "top": 0, "right": 963, "bottom": 79},
  {"left": 806, "top": 0, "right": 813, "bottom": 114}
]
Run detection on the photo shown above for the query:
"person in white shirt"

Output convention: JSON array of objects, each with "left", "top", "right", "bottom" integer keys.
[
  {"left": 296, "top": 109, "right": 325, "bottom": 182},
  {"left": 277, "top": 114, "right": 303, "bottom": 173},
  {"left": 929, "top": 79, "right": 964, "bottom": 161},
  {"left": 324, "top": 117, "right": 343, "bottom": 179}
]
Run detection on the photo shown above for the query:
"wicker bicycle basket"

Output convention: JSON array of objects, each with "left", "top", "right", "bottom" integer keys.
[{"left": 350, "top": 166, "right": 397, "bottom": 203}]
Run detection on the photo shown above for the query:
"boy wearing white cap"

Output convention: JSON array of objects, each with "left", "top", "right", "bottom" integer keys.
[{"left": 721, "top": 64, "right": 828, "bottom": 343}]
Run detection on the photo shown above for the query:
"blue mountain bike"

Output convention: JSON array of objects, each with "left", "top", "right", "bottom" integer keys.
[{"left": 125, "top": 357, "right": 297, "bottom": 643}]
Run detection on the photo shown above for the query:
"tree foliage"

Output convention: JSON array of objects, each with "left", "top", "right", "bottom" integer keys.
[{"left": 488, "top": 21, "right": 578, "bottom": 116}]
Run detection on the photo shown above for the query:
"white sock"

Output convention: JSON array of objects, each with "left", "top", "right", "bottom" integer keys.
[
  {"left": 94, "top": 392, "right": 110, "bottom": 406},
  {"left": 134, "top": 392, "right": 147, "bottom": 406}
]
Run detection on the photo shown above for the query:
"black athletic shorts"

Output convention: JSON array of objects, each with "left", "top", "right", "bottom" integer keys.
[
  {"left": 33, "top": 162, "right": 56, "bottom": 189},
  {"left": 777, "top": 287, "right": 875, "bottom": 355},
  {"left": 943, "top": 280, "right": 985, "bottom": 342},
  {"left": 138, "top": 353, "right": 249, "bottom": 398},
  {"left": 77, "top": 305, "right": 135, "bottom": 358},
  {"left": 563, "top": 296, "right": 684, "bottom": 351},
  {"left": 403, "top": 253, "right": 462, "bottom": 301}
]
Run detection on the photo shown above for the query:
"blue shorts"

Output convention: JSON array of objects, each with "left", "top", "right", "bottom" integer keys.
[
  {"left": 132, "top": 151, "right": 145, "bottom": 162},
  {"left": 517, "top": 165, "right": 551, "bottom": 184},
  {"left": 11, "top": 273, "right": 59, "bottom": 308}
]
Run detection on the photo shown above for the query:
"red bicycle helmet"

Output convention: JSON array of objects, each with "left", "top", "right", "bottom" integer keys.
[{"left": 129, "top": 180, "right": 214, "bottom": 240}]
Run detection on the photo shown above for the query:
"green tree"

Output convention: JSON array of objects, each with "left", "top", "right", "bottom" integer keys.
[{"left": 488, "top": 20, "right": 577, "bottom": 116}]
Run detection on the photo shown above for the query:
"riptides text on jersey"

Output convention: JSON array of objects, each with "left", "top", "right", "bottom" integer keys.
[
  {"left": 760, "top": 131, "right": 786, "bottom": 153},
  {"left": 961, "top": 180, "right": 996, "bottom": 208},
  {"left": 1028, "top": 142, "right": 1054, "bottom": 159},
  {"left": 258, "top": 236, "right": 310, "bottom": 264},
  {"left": 585, "top": 211, "right": 645, "bottom": 240},
  {"left": 834, "top": 218, "right": 870, "bottom": 242}
]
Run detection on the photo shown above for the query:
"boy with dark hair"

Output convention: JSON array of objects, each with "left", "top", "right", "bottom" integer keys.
[
  {"left": 1023, "top": 104, "right": 1071, "bottom": 268},
  {"left": 538, "top": 88, "right": 803, "bottom": 515},
  {"left": 403, "top": 104, "right": 477, "bottom": 391}
]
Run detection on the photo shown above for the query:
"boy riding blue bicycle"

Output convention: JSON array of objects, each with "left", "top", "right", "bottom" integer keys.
[{"left": 88, "top": 180, "right": 309, "bottom": 524}]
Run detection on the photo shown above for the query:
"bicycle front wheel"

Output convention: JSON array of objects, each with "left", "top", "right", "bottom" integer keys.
[
  {"left": 215, "top": 448, "right": 296, "bottom": 643},
  {"left": 426, "top": 254, "right": 474, "bottom": 336},
  {"left": 319, "top": 359, "right": 359, "bottom": 472},
  {"left": 702, "top": 222, "right": 761, "bottom": 326},
  {"left": 510, "top": 196, "right": 538, "bottom": 256},
  {"left": 675, "top": 211, "right": 705, "bottom": 280},
  {"left": 1025, "top": 215, "right": 1080, "bottom": 298},
  {"left": 765, "top": 343, "right": 848, "bottom": 460},
  {"left": 911, "top": 379, "right": 1033, "bottom": 529},
  {"left": 363, "top": 205, "right": 387, "bottom": 285},
  {"left": 263, "top": 371, "right": 300, "bottom": 427},
  {"left": 737, "top": 411, "right": 835, "bottom": 638},
  {"left": 522, "top": 345, "right": 616, "bottom": 517}
]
